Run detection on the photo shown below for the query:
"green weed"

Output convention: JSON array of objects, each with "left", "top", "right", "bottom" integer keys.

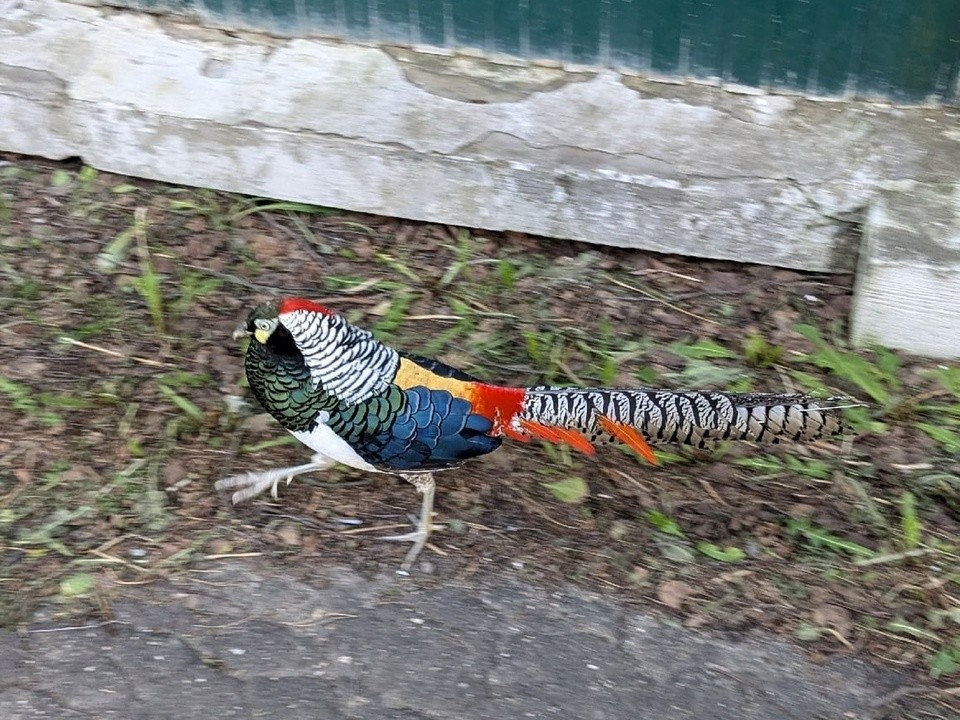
[
  {"left": 168, "top": 190, "right": 335, "bottom": 230},
  {"left": 96, "top": 223, "right": 137, "bottom": 273},
  {"left": 323, "top": 275, "right": 406, "bottom": 294},
  {"left": 935, "top": 366, "right": 960, "bottom": 397},
  {"left": 670, "top": 338, "right": 736, "bottom": 360},
  {"left": 497, "top": 258, "right": 517, "bottom": 290},
  {"left": 642, "top": 510, "right": 699, "bottom": 562},
  {"left": 696, "top": 542, "right": 746, "bottom": 562},
  {"left": 241, "top": 435, "right": 296, "bottom": 454},
  {"left": 0, "top": 376, "right": 94, "bottom": 425},
  {"left": 538, "top": 440, "right": 575, "bottom": 468},
  {"left": 69, "top": 297, "right": 124, "bottom": 340},
  {"left": 375, "top": 252, "right": 422, "bottom": 283},
  {"left": 0, "top": 193, "right": 11, "bottom": 224},
  {"left": 12, "top": 277, "right": 40, "bottom": 301},
  {"left": 542, "top": 476, "right": 589, "bottom": 504},
  {"left": 786, "top": 518, "right": 875, "bottom": 559},
  {"left": 915, "top": 423, "right": 960, "bottom": 454},
  {"left": 77, "top": 165, "right": 98, "bottom": 187},
  {"left": 230, "top": 198, "right": 336, "bottom": 222},
  {"left": 664, "top": 359, "right": 748, "bottom": 389},
  {"left": 742, "top": 333, "right": 784, "bottom": 368},
  {"left": 645, "top": 509, "right": 685, "bottom": 537},
  {"left": 930, "top": 638, "right": 960, "bottom": 678},
  {"left": 59, "top": 572, "right": 97, "bottom": 598},
  {"left": 0, "top": 164, "right": 25, "bottom": 180},
  {"left": 169, "top": 270, "right": 222, "bottom": 322},
  {"left": 735, "top": 453, "right": 830, "bottom": 480},
  {"left": 573, "top": 318, "right": 655, "bottom": 386},
  {"left": 50, "top": 169, "right": 71, "bottom": 188},
  {"left": 109, "top": 209, "right": 222, "bottom": 335},
  {"left": 417, "top": 298, "right": 476, "bottom": 357},
  {"left": 899, "top": 491, "right": 922, "bottom": 549},
  {"left": 911, "top": 365, "right": 960, "bottom": 453},
  {"left": 784, "top": 455, "right": 832, "bottom": 479},
  {"left": 49, "top": 165, "right": 105, "bottom": 216},
  {"left": 794, "top": 324, "right": 898, "bottom": 406},
  {"left": 14, "top": 506, "right": 94, "bottom": 557},
  {"left": 523, "top": 328, "right": 569, "bottom": 382},
  {"left": 886, "top": 618, "right": 941, "bottom": 644},
  {"left": 734, "top": 456, "right": 785, "bottom": 474},
  {"left": 157, "top": 384, "right": 203, "bottom": 422},
  {"left": 90, "top": 458, "right": 172, "bottom": 531},
  {"left": 127, "top": 208, "right": 165, "bottom": 334},
  {"left": 372, "top": 292, "right": 413, "bottom": 338},
  {"left": 644, "top": 509, "right": 746, "bottom": 562},
  {"left": 438, "top": 229, "right": 476, "bottom": 288}
]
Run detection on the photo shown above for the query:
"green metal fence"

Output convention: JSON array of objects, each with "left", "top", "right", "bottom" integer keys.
[{"left": 110, "top": 0, "right": 959, "bottom": 103}]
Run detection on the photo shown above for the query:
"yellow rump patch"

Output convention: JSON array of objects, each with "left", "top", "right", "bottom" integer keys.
[{"left": 393, "top": 357, "right": 476, "bottom": 402}]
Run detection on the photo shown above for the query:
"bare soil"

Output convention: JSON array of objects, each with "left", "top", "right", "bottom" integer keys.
[{"left": 1, "top": 153, "right": 958, "bottom": 715}]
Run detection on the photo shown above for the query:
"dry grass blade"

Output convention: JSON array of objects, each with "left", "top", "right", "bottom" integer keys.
[
  {"left": 604, "top": 274, "right": 720, "bottom": 325},
  {"left": 59, "top": 337, "right": 173, "bottom": 368}
]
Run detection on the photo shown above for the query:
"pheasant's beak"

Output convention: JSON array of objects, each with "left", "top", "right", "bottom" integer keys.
[{"left": 232, "top": 323, "right": 249, "bottom": 341}]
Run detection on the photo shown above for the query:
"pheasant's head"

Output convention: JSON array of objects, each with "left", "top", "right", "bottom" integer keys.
[
  {"left": 234, "top": 302, "right": 281, "bottom": 345},
  {"left": 235, "top": 298, "right": 336, "bottom": 346}
]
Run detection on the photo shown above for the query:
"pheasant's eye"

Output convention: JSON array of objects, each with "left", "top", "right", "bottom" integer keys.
[{"left": 251, "top": 318, "right": 277, "bottom": 343}]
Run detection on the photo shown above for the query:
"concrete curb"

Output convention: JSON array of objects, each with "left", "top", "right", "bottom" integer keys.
[{"left": 0, "top": 560, "right": 907, "bottom": 719}]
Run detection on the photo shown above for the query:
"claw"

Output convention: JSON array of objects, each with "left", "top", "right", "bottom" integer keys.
[
  {"left": 215, "top": 471, "right": 280, "bottom": 504},
  {"left": 215, "top": 455, "right": 336, "bottom": 504},
  {"left": 378, "top": 473, "right": 437, "bottom": 572}
]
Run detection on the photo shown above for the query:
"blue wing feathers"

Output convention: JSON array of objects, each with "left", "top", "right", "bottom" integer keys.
[{"left": 356, "top": 387, "right": 500, "bottom": 471}]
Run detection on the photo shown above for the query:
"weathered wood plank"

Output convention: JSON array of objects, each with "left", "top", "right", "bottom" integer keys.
[{"left": 851, "top": 186, "right": 960, "bottom": 358}]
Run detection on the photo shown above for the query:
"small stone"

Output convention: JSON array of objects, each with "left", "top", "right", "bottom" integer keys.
[
  {"left": 447, "top": 518, "right": 467, "bottom": 534},
  {"left": 276, "top": 523, "right": 302, "bottom": 546},
  {"left": 207, "top": 539, "right": 233, "bottom": 555},
  {"left": 163, "top": 460, "right": 188, "bottom": 488},
  {"left": 657, "top": 579, "right": 696, "bottom": 610}
]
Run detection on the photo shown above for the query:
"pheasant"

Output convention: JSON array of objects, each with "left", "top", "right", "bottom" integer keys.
[{"left": 217, "top": 297, "right": 855, "bottom": 570}]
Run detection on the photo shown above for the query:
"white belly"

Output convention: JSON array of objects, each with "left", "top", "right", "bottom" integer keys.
[{"left": 291, "top": 422, "right": 379, "bottom": 473}]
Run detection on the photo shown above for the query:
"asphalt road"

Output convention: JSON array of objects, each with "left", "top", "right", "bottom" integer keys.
[{"left": 1, "top": 560, "right": 906, "bottom": 719}]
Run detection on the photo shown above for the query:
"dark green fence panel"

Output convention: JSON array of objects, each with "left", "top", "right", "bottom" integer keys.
[{"left": 108, "top": 0, "right": 960, "bottom": 103}]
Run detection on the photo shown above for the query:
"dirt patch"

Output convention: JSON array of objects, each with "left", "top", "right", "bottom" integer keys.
[{"left": 1, "top": 153, "right": 958, "bottom": 714}]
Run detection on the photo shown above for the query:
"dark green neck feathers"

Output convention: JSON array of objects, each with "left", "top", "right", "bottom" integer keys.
[{"left": 244, "top": 325, "right": 333, "bottom": 433}]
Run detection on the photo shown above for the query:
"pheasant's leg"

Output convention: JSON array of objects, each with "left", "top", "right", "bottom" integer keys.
[
  {"left": 381, "top": 473, "right": 436, "bottom": 571},
  {"left": 215, "top": 454, "right": 336, "bottom": 504}
]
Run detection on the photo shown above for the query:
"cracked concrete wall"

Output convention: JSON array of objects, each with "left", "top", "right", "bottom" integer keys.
[{"left": 2, "top": 1, "right": 960, "bottom": 281}]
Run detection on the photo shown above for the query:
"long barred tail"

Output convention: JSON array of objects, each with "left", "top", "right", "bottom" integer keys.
[{"left": 508, "top": 387, "right": 857, "bottom": 463}]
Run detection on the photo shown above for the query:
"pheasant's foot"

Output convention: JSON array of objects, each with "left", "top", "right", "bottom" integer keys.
[
  {"left": 215, "top": 455, "right": 335, "bottom": 504},
  {"left": 381, "top": 511, "right": 446, "bottom": 572},
  {"left": 383, "top": 527, "right": 430, "bottom": 573},
  {"left": 381, "top": 523, "right": 446, "bottom": 544},
  {"left": 381, "top": 472, "right": 436, "bottom": 572},
  {"left": 215, "top": 471, "right": 288, "bottom": 504}
]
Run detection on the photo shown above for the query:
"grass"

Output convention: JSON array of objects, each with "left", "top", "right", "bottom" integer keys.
[
  {"left": 0, "top": 376, "right": 93, "bottom": 425},
  {"left": 130, "top": 208, "right": 165, "bottom": 334},
  {"left": 166, "top": 188, "right": 337, "bottom": 231},
  {"left": 791, "top": 323, "right": 906, "bottom": 432},
  {"left": 2, "top": 156, "right": 959, "bottom": 702}
]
